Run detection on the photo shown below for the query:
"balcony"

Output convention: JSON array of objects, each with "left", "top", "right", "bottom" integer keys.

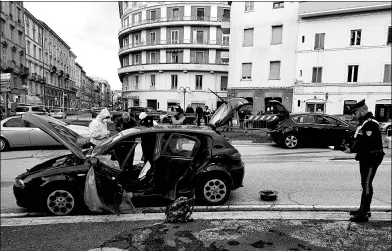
[
  {"left": 21, "top": 66, "right": 29, "bottom": 77},
  {"left": 119, "top": 16, "right": 228, "bottom": 35},
  {"left": 118, "top": 61, "right": 229, "bottom": 75},
  {"left": 50, "top": 65, "right": 57, "bottom": 73},
  {"left": 119, "top": 39, "right": 229, "bottom": 54},
  {"left": 57, "top": 70, "right": 64, "bottom": 77},
  {"left": 64, "top": 73, "right": 70, "bottom": 80},
  {"left": 28, "top": 72, "right": 36, "bottom": 81},
  {"left": 35, "top": 75, "right": 43, "bottom": 83}
]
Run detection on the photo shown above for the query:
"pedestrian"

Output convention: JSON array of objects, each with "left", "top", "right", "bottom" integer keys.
[
  {"left": 172, "top": 107, "right": 185, "bottom": 125},
  {"left": 204, "top": 106, "right": 211, "bottom": 126},
  {"left": 238, "top": 109, "right": 246, "bottom": 130},
  {"left": 115, "top": 112, "right": 138, "bottom": 132},
  {"left": 88, "top": 108, "right": 111, "bottom": 146},
  {"left": 196, "top": 105, "right": 203, "bottom": 127},
  {"left": 185, "top": 104, "right": 194, "bottom": 114},
  {"left": 139, "top": 112, "right": 155, "bottom": 127},
  {"left": 344, "top": 99, "right": 385, "bottom": 222}
]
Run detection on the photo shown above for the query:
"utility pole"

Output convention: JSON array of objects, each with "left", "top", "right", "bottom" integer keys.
[{"left": 178, "top": 86, "right": 191, "bottom": 109}]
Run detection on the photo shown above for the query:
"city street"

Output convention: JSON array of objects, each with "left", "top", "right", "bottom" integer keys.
[{"left": 1, "top": 143, "right": 391, "bottom": 214}]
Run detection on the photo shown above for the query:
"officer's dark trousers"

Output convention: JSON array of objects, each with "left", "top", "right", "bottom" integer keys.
[{"left": 358, "top": 155, "right": 384, "bottom": 214}]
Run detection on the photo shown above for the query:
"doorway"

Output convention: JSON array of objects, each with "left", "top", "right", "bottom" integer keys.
[{"left": 147, "top": 99, "right": 157, "bottom": 110}]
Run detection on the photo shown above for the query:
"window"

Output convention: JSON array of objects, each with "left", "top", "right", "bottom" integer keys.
[
  {"left": 11, "top": 50, "right": 15, "bottom": 61},
  {"left": 243, "top": 28, "right": 254, "bottom": 47},
  {"left": 306, "top": 103, "right": 325, "bottom": 113},
  {"left": 3, "top": 117, "right": 26, "bottom": 127},
  {"left": 302, "top": 36, "right": 305, "bottom": 43},
  {"left": 220, "top": 76, "right": 228, "bottom": 91},
  {"left": 17, "top": 7, "right": 21, "bottom": 22},
  {"left": 122, "top": 55, "right": 128, "bottom": 66},
  {"left": 384, "top": 64, "right": 391, "bottom": 83},
  {"left": 134, "top": 54, "right": 140, "bottom": 64},
  {"left": 18, "top": 32, "right": 22, "bottom": 45},
  {"left": 150, "top": 52, "right": 156, "bottom": 63},
  {"left": 196, "top": 8, "right": 205, "bottom": 21},
  {"left": 273, "top": 2, "right": 284, "bottom": 9},
  {"left": 195, "top": 75, "right": 203, "bottom": 90},
  {"left": 245, "top": 1, "right": 254, "bottom": 12},
  {"left": 134, "top": 34, "right": 139, "bottom": 45},
  {"left": 292, "top": 115, "right": 315, "bottom": 124},
  {"left": 39, "top": 48, "right": 42, "bottom": 61},
  {"left": 312, "top": 67, "right": 323, "bottom": 83},
  {"left": 171, "top": 52, "right": 179, "bottom": 63},
  {"left": 135, "top": 75, "right": 139, "bottom": 90},
  {"left": 27, "top": 41, "right": 31, "bottom": 55},
  {"left": 10, "top": 25, "right": 14, "bottom": 40},
  {"left": 38, "top": 30, "right": 42, "bottom": 44},
  {"left": 196, "top": 30, "right": 204, "bottom": 44},
  {"left": 123, "top": 37, "right": 128, "bottom": 46},
  {"left": 33, "top": 45, "right": 36, "bottom": 58},
  {"left": 347, "top": 65, "right": 359, "bottom": 82},
  {"left": 314, "top": 33, "right": 325, "bottom": 50},
  {"left": 387, "top": 26, "right": 392, "bottom": 44},
  {"left": 220, "top": 51, "right": 229, "bottom": 64},
  {"left": 19, "top": 52, "right": 23, "bottom": 64},
  {"left": 133, "top": 13, "right": 139, "bottom": 24},
  {"left": 150, "top": 32, "right": 156, "bottom": 44},
  {"left": 269, "top": 61, "right": 281, "bottom": 80},
  {"left": 172, "top": 8, "right": 179, "bottom": 20},
  {"left": 171, "top": 30, "right": 179, "bottom": 43},
  {"left": 195, "top": 51, "right": 204, "bottom": 64},
  {"left": 1, "top": 20, "right": 4, "bottom": 37},
  {"left": 242, "top": 63, "right": 252, "bottom": 80},
  {"left": 271, "top": 25, "right": 283, "bottom": 44},
  {"left": 150, "top": 10, "right": 156, "bottom": 21},
  {"left": 171, "top": 75, "right": 178, "bottom": 89},
  {"left": 150, "top": 75, "right": 156, "bottom": 89},
  {"left": 350, "top": 29, "right": 361, "bottom": 46},
  {"left": 222, "top": 34, "right": 229, "bottom": 45},
  {"left": 9, "top": 2, "right": 12, "bottom": 17},
  {"left": 222, "top": 9, "right": 230, "bottom": 21}
]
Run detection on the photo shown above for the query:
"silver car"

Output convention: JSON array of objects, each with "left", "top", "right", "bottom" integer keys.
[
  {"left": 50, "top": 109, "right": 67, "bottom": 119},
  {"left": 0, "top": 115, "right": 91, "bottom": 151}
]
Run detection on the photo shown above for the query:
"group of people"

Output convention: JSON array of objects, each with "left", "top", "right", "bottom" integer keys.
[{"left": 169, "top": 104, "right": 212, "bottom": 126}]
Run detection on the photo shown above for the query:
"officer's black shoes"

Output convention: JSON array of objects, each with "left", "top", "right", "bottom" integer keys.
[
  {"left": 349, "top": 210, "right": 371, "bottom": 217},
  {"left": 349, "top": 214, "right": 369, "bottom": 222}
]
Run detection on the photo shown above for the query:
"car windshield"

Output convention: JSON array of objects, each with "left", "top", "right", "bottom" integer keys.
[
  {"left": 91, "top": 133, "right": 123, "bottom": 155},
  {"left": 51, "top": 109, "right": 61, "bottom": 112}
]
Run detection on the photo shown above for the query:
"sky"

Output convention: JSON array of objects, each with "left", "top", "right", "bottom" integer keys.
[{"left": 24, "top": 1, "right": 122, "bottom": 90}]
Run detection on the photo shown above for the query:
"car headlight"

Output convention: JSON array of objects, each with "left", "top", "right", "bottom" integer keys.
[{"left": 15, "top": 178, "right": 25, "bottom": 188}]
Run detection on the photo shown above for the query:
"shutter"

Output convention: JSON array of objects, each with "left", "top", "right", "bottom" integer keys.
[
  {"left": 384, "top": 64, "right": 391, "bottom": 82},
  {"left": 203, "top": 30, "right": 207, "bottom": 44},
  {"left": 269, "top": 62, "right": 280, "bottom": 80},
  {"left": 242, "top": 63, "right": 252, "bottom": 78},
  {"left": 193, "top": 30, "right": 197, "bottom": 43},
  {"left": 244, "top": 29, "right": 253, "bottom": 46},
  {"left": 312, "top": 67, "right": 317, "bottom": 83},
  {"left": 347, "top": 66, "right": 353, "bottom": 82},
  {"left": 272, "top": 26, "right": 282, "bottom": 44},
  {"left": 317, "top": 68, "right": 322, "bottom": 83},
  {"left": 314, "top": 34, "right": 319, "bottom": 49},
  {"left": 353, "top": 65, "right": 358, "bottom": 82},
  {"left": 320, "top": 33, "right": 325, "bottom": 49}
]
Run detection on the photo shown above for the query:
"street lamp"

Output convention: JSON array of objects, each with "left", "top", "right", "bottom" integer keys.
[{"left": 178, "top": 86, "right": 191, "bottom": 109}]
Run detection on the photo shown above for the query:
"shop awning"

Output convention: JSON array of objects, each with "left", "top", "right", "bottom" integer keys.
[
  {"left": 376, "top": 99, "right": 391, "bottom": 105},
  {"left": 26, "top": 95, "right": 42, "bottom": 105},
  {"left": 305, "top": 99, "right": 326, "bottom": 104}
]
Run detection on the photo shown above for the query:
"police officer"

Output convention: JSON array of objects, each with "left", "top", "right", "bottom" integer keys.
[{"left": 344, "top": 100, "right": 385, "bottom": 222}]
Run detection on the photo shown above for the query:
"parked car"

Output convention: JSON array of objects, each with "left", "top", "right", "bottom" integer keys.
[
  {"left": 15, "top": 106, "right": 49, "bottom": 116},
  {"left": 160, "top": 113, "right": 198, "bottom": 125},
  {"left": 0, "top": 115, "right": 90, "bottom": 151},
  {"left": 331, "top": 114, "right": 359, "bottom": 127},
  {"left": 13, "top": 98, "right": 248, "bottom": 216},
  {"left": 50, "top": 109, "right": 67, "bottom": 119},
  {"left": 379, "top": 121, "right": 391, "bottom": 132},
  {"left": 128, "top": 107, "right": 160, "bottom": 122},
  {"left": 267, "top": 101, "right": 356, "bottom": 149}
]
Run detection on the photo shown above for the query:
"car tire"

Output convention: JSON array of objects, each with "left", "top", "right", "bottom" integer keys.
[
  {"left": 42, "top": 184, "right": 81, "bottom": 216},
  {"left": 386, "top": 125, "right": 391, "bottom": 132},
  {"left": 0, "top": 137, "right": 10, "bottom": 152},
  {"left": 197, "top": 175, "right": 231, "bottom": 206},
  {"left": 284, "top": 133, "right": 300, "bottom": 149}
]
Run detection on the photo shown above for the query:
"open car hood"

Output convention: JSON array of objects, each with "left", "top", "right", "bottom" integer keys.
[
  {"left": 208, "top": 98, "right": 249, "bottom": 129},
  {"left": 268, "top": 100, "right": 290, "bottom": 118},
  {"left": 22, "top": 113, "right": 89, "bottom": 160}
]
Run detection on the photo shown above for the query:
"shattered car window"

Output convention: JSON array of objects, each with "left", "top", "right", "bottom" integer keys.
[{"left": 164, "top": 134, "right": 198, "bottom": 158}]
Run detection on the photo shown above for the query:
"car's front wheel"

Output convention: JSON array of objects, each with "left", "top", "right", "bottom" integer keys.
[
  {"left": 43, "top": 185, "right": 81, "bottom": 216},
  {"left": 284, "top": 133, "right": 300, "bottom": 149},
  {"left": 197, "top": 175, "right": 231, "bottom": 206},
  {"left": 0, "top": 137, "right": 10, "bottom": 152}
]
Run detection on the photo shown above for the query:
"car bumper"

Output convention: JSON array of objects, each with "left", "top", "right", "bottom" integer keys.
[
  {"left": 229, "top": 161, "right": 245, "bottom": 190},
  {"left": 13, "top": 185, "right": 37, "bottom": 209}
]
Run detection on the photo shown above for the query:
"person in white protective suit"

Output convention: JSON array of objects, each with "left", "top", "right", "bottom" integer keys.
[{"left": 88, "top": 108, "right": 111, "bottom": 146}]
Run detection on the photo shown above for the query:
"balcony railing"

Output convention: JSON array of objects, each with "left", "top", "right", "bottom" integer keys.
[
  {"left": 119, "top": 39, "right": 229, "bottom": 52},
  {"left": 121, "top": 59, "right": 229, "bottom": 69},
  {"left": 119, "top": 16, "right": 230, "bottom": 33}
]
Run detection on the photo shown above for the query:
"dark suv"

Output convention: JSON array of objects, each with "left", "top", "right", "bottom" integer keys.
[{"left": 13, "top": 98, "right": 249, "bottom": 216}]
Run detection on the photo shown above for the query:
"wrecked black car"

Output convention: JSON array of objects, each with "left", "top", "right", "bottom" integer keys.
[
  {"left": 13, "top": 98, "right": 248, "bottom": 216},
  {"left": 267, "top": 101, "right": 356, "bottom": 149}
]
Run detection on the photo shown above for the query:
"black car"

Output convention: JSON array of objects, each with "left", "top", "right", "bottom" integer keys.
[
  {"left": 268, "top": 101, "right": 356, "bottom": 149},
  {"left": 331, "top": 114, "right": 359, "bottom": 127},
  {"left": 13, "top": 98, "right": 249, "bottom": 216}
]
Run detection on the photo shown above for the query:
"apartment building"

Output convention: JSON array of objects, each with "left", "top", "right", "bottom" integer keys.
[
  {"left": 227, "top": 1, "right": 299, "bottom": 114},
  {"left": 90, "top": 75, "right": 112, "bottom": 107},
  {"left": 118, "top": 1, "right": 230, "bottom": 111},
  {"left": 294, "top": 2, "right": 391, "bottom": 121},
  {"left": 1, "top": 1, "right": 28, "bottom": 108}
]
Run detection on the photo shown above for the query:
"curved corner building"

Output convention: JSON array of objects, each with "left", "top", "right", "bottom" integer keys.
[{"left": 117, "top": 1, "right": 230, "bottom": 111}]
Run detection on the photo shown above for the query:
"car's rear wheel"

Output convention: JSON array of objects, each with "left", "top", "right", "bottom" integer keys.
[
  {"left": 284, "top": 133, "right": 300, "bottom": 149},
  {"left": 0, "top": 137, "right": 10, "bottom": 152},
  {"left": 43, "top": 185, "right": 81, "bottom": 216},
  {"left": 386, "top": 125, "right": 391, "bottom": 132},
  {"left": 197, "top": 175, "right": 231, "bottom": 206}
]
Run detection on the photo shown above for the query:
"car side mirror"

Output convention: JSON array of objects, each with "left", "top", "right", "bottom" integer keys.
[
  {"left": 88, "top": 157, "right": 99, "bottom": 165},
  {"left": 387, "top": 129, "right": 392, "bottom": 137}
]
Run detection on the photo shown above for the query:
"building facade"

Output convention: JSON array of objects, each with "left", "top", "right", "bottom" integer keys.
[
  {"left": 75, "top": 62, "right": 82, "bottom": 108},
  {"left": 227, "top": 1, "right": 299, "bottom": 114},
  {"left": 118, "top": 1, "right": 231, "bottom": 111},
  {"left": 24, "top": 9, "right": 45, "bottom": 105},
  {"left": 1, "top": 1, "right": 29, "bottom": 109},
  {"left": 294, "top": 2, "right": 391, "bottom": 122},
  {"left": 90, "top": 75, "right": 112, "bottom": 108}
]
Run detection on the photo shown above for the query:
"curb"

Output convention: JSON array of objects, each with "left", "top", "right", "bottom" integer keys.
[{"left": 2, "top": 205, "right": 391, "bottom": 218}]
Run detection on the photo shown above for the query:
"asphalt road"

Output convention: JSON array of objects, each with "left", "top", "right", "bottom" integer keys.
[{"left": 1, "top": 143, "right": 391, "bottom": 214}]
